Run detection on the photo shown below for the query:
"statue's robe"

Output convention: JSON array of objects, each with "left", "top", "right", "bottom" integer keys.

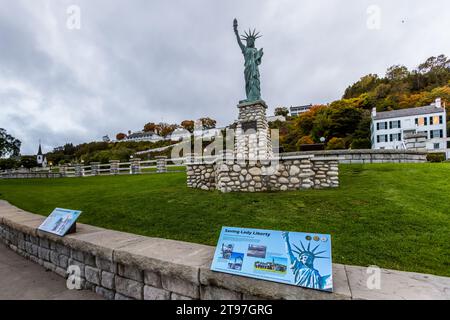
[
  {"left": 242, "top": 47, "right": 263, "bottom": 102},
  {"left": 291, "top": 260, "right": 325, "bottom": 289}
]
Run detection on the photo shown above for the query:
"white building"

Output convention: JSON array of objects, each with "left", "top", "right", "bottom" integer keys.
[
  {"left": 267, "top": 115, "right": 286, "bottom": 122},
  {"left": 125, "top": 131, "right": 164, "bottom": 143},
  {"left": 290, "top": 104, "right": 312, "bottom": 116},
  {"left": 371, "top": 98, "right": 448, "bottom": 158},
  {"left": 169, "top": 128, "right": 191, "bottom": 141}
]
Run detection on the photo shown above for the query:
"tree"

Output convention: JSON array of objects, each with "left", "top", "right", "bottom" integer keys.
[
  {"left": 19, "top": 156, "right": 38, "bottom": 169},
  {"left": 157, "top": 123, "right": 178, "bottom": 137},
  {"left": 274, "top": 107, "right": 289, "bottom": 117},
  {"left": 143, "top": 122, "right": 157, "bottom": 133},
  {"left": 116, "top": 133, "right": 127, "bottom": 141},
  {"left": 386, "top": 65, "right": 409, "bottom": 81},
  {"left": 0, "top": 128, "right": 21, "bottom": 158},
  {"left": 199, "top": 117, "right": 217, "bottom": 130},
  {"left": 326, "top": 137, "right": 346, "bottom": 150},
  {"left": 181, "top": 120, "right": 195, "bottom": 133}
]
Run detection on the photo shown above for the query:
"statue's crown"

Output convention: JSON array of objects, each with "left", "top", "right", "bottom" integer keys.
[
  {"left": 292, "top": 240, "right": 329, "bottom": 262},
  {"left": 241, "top": 28, "right": 262, "bottom": 41}
]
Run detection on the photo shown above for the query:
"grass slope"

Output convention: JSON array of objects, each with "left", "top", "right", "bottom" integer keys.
[{"left": 0, "top": 164, "right": 449, "bottom": 276}]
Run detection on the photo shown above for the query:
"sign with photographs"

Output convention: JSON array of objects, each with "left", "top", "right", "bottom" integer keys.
[
  {"left": 211, "top": 226, "right": 333, "bottom": 292},
  {"left": 38, "top": 208, "right": 82, "bottom": 237}
]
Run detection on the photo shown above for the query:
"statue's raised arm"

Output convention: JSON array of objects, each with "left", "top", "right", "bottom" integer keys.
[
  {"left": 233, "top": 19, "right": 245, "bottom": 52},
  {"left": 282, "top": 232, "right": 297, "bottom": 265}
]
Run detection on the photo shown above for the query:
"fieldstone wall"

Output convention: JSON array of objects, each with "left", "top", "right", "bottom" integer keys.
[
  {"left": 186, "top": 155, "right": 339, "bottom": 193},
  {"left": 186, "top": 163, "right": 216, "bottom": 190},
  {"left": 311, "top": 158, "right": 339, "bottom": 189}
]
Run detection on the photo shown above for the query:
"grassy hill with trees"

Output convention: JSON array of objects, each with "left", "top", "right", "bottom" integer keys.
[{"left": 277, "top": 54, "right": 450, "bottom": 152}]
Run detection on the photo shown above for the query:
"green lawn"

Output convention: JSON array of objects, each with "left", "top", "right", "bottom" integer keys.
[{"left": 0, "top": 163, "right": 449, "bottom": 277}]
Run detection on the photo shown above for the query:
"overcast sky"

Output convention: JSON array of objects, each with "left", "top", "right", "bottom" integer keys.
[{"left": 1, "top": 0, "right": 449, "bottom": 155}]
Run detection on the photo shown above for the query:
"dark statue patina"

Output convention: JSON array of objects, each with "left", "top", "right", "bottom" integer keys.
[{"left": 233, "top": 18, "right": 264, "bottom": 103}]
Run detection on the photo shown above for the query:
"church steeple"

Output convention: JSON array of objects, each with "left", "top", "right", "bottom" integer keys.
[
  {"left": 37, "top": 140, "right": 44, "bottom": 166},
  {"left": 37, "top": 141, "right": 43, "bottom": 156}
]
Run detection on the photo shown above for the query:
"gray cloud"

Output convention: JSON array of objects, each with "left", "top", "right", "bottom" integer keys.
[{"left": 0, "top": 0, "right": 449, "bottom": 154}]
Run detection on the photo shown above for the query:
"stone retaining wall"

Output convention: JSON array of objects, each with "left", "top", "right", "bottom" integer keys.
[
  {"left": 283, "top": 149, "right": 427, "bottom": 164},
  {"left": 0, "top": 202, "right": 351, "bottom": 300},
  {"left": 186, "top": 156, "right": 339, "bottom": 192},
  {"left": 1, "top": 201, "right": 449, "bottom": 300}
]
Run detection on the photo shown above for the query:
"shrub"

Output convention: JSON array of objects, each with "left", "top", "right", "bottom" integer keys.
[
  {"left": 350, "top": 138, "right": 371, "bottom": 149},
  {"left": 297, "top": 135, "right": 314, "bottom": 145},
  {"left": 326, "top": 137, "right": 346, "bottom": 150},
  {"left": 427, "top": 153, "right": 446, "bottom": 162}
]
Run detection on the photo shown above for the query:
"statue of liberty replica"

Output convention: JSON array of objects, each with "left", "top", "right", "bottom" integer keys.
[
  {"left": 233, "top": 18, "right": 263, "bottom": 103},
  {"left": 232, "top": 19, "right": 272, "bottom": 160}
]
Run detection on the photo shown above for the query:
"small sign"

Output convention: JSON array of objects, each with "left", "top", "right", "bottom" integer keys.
[
  {"left": 38, "top": 208, "right": 82, "bottom": 237},
  {"left": 211, "top": 226, "right": 333, "bottom": 292},
  {"left": 241, "top": 121, "right": 257, "bottom": 133}
]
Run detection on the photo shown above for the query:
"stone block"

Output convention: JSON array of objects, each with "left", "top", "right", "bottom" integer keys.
[
  {"left": 59, "top": 254, "right": 69, "bottom": 269},
  {"left": 144, "top": 270, "right": 161, "bottom": 288},
  {"left": 55, "top": 243, "right": 70, "bottom": 256},
  {"left": 96, "top": 286, "right": 115, "bottom": 300},
  {"left": 143, "top": 285, "right": 170, "bottom": 300},
  {"left": 50, "top": 250, "right": 59, "bottom": 265},
  {"left": 200, "top": 286, "right": 242, "bottom": 300},
  {"left": 115, "top": 293, "right": 134, "bottom": 300},
  {"left": 161, "top": 276, "right": 199, "bottom": 299},
  {"left": 171, "top": 293, "right": 194, "bottom": 300},
  {"left": 85, "top": 265, "right": 101, "bottom": 285},
  {"left": 118, "top": 264, "right": 143, "bottom": 282},
  {"left": 96, "top": 256, "right": 116, "bottom": 273},
  {"left": 38, "top": 247, "right": 50, "bottom": 261},
  {"left": 115, "top": 276, "right": 143, "bottom": 300},
  {"left": 71, "top": 249, "right": 84, "bottom": 262},
  {"left": 101, "top": 271, "right": 115, "bottom": 290}
]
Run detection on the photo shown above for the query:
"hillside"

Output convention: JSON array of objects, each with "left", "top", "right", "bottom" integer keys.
[{"left": 277, "top": 55, "right": 450, "bottom": 152}]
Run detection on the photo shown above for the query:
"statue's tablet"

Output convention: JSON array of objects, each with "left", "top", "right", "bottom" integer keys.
[
  {"left": 38, "top": 208, "right": 82, "bottom": 237},
  {"left": 211, "top": 226, "right": 333, "bottom": 292}
]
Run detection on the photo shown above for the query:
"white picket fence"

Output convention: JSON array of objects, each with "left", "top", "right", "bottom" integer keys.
[{"left": 0, "top": 157, "right": 187, "bottom": 179}]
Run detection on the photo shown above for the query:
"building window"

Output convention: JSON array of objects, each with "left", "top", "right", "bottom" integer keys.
[
  {"left": 377, "top": 122, "right": 387, "bottom": 130},
  {"left": 377, "top": 135, "right": 388, "bottom": 143},
  {"left": 430, "top": 115, "right": 442, "bottom": 125},
  {"left": 430, "top": 130, "right": 443, "bottom": 139},
  {"left": 390, "top": 133, "right": 402, "bottom": 142},
  {"left": 389, "top": 120, "right": 401, "bottom": 129},
  {"left": 439, "top": 115, "right": 443, "bottom": 124},
  {"left": 434, "top": 143, "right": 440, "bottom": 149}
]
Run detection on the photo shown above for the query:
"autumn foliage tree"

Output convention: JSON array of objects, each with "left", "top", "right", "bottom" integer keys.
[
  {"left": 116, "top": 133, "right": 127, "bottom": 141},
  {"left": 181, "top": 120, "right": 195, "bottom": 133},
  {"left": 143, "top": 122, "right": 157, "bottom": 133}
]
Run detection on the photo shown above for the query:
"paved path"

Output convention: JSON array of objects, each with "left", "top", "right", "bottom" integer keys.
[{"left": 0, "top": 243, "right": 102, "bottom": 300}]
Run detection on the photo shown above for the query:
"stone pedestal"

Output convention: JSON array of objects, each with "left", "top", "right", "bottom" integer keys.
[
  {"left": 235, "top": 100, "right": 272, "bottom": 160},
  {"left": 109, "top": 160, "right": 120, "bottom": 175},
  {"left": 155, "top": 156, "right": 167, "bottom": 173},
  {"left": 131, "top": 158, "right": 141, "bottom": 174},
  {"left": 91, "top": 162, "right": 100, "bottom": 176}
]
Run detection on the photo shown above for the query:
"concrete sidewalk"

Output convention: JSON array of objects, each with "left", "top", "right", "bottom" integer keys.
[{"left": 0, "top": 243, "right": 102, "bottom": 300}]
